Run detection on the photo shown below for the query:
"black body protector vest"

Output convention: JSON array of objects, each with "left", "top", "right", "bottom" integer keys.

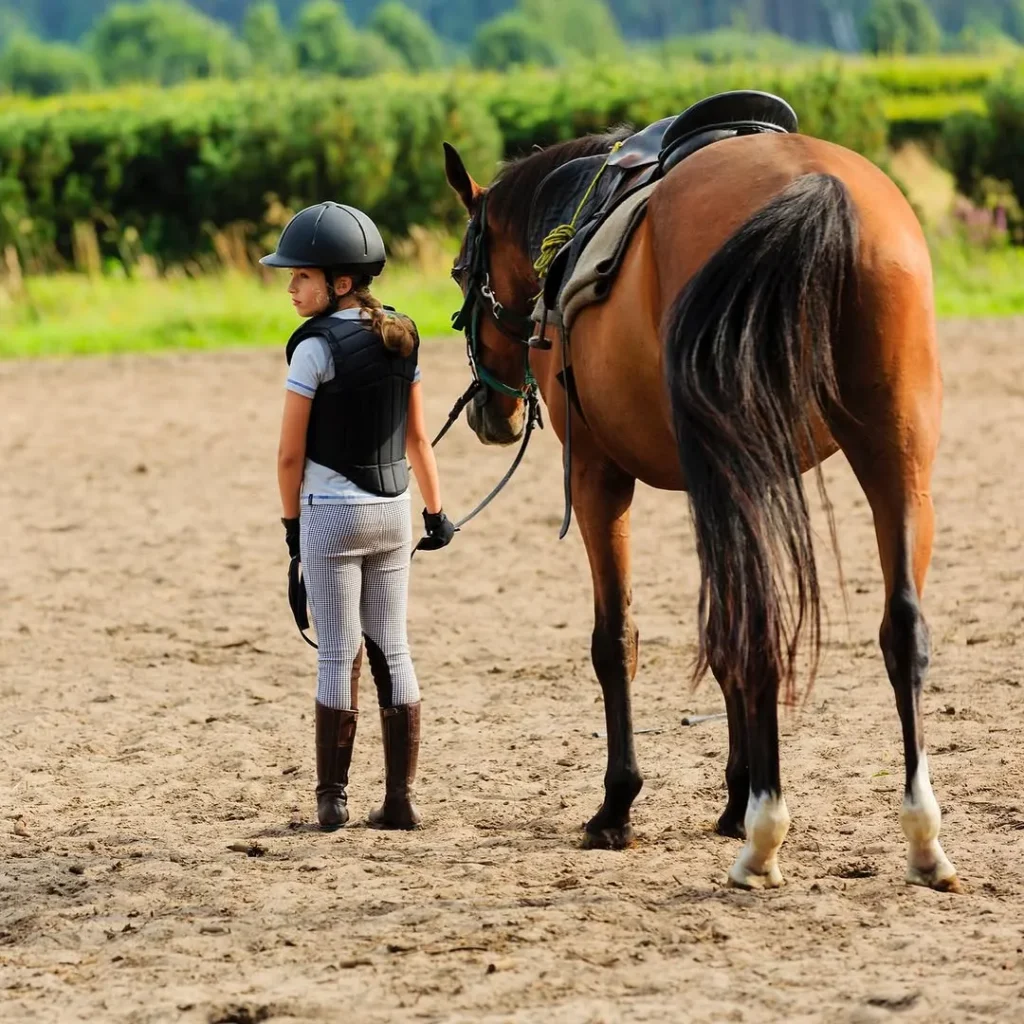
[{"left": 286, "top": 311, "right": 419, "bottom": 498}]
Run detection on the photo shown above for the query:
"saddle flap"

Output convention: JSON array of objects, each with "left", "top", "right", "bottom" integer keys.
[{"left": 605, "top": 115, "right": 675, "bottom": 170}]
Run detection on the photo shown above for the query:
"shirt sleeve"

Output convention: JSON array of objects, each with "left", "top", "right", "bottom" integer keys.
[
  {"left": 413, "top": 364, "right": 422, "bottom": 383},
  {"left": 285, "top": 337, "right": 331, "bottom": 398}
]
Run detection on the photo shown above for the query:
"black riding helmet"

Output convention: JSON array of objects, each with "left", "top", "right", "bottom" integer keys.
[{"left": 260, "top": 202, "right": 386, "bottom": 277}]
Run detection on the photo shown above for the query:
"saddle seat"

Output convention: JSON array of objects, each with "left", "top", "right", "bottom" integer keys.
[{"left": 527, "top": 90, "right": 799, "bottom": 322}]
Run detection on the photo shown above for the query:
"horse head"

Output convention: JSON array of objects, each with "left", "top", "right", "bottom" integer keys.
[{"left": 443, "top": 142, "right": 542, "bottom": 447}]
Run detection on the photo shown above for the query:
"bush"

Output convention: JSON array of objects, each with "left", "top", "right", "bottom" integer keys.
[
  {"left": 938, "top": 66, "right": 1024, "bottom": 234},
  {"left": 884, "top": 91, "right": 986, "bottom": 143},
  {"left": 0, "top": 33, "right": 100, "bottom": 97},
  {"left": 471, "top": 13, "right": 563, "bottom": 71},
  {"left": 855, "top": 54, "right": 1009, "bottom": 95},
  {"left": 0, "top": 76, "right": 502, "bottom": 265},
  {"left": 89, "top": 1, "right": 251, "bottom": 86},
  {"left": 368, "top": 2, "right": 443, "bottom": 73},
  {"left": 951, "top": 23, "right": 1021, "bottom": 55},
  {"left": 0, "top": 62, "right": 893, "bottom": 267},
  {"left": 654, "top": 29, "right": 822, "bottom": 65},
  {"left": 479, "top": 62, "right": 888, "bottom": 162}
]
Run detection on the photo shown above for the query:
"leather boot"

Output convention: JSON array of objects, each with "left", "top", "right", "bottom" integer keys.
[
  {"left": 368, "top": 702, "right": 421, "bottom": 830},
  {"left": 315, "top": 702, "right": 358, "bottom": 830}
]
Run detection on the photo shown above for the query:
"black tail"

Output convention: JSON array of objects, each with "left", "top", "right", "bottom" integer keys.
[{"left": 664, "top": 173, "right": 856, "bottom": 705}]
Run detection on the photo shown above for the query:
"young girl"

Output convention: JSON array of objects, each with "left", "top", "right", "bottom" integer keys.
[{"left": 262, "top": 201, "right": 455, "bottom": 831}]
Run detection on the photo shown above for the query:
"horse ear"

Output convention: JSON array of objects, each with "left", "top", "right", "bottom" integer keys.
[{"left": 443, "top": 142, "right": 482, "bottom": 212}]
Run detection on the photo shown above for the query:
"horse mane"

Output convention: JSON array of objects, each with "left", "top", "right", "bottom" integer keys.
[{"left": 487, "top": 128, "right": 633, "bottom": 258}]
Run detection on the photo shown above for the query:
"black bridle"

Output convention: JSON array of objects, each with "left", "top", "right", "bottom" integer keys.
[
  {"left": 449, "top": 193, "right": 546, "bottom": 398},
  {"left": 416, "top": 194, "right": 550, "bottom": 545}
]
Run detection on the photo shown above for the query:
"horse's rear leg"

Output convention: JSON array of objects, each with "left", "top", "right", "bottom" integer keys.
[
  {"left": 833, "top": 373, "right": 959, "bottom": 891},
  {"left": 726, "top": 638, "right": 790, "bottom": 889},
  {"left": 573, "top": 455, "right": 643, "bottom": 850},
  {"left": 712, "top": 669, "right": 749, "bottom": 839}
]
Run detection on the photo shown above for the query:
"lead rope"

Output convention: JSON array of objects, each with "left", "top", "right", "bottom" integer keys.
[
  {"left": 410, "top": 365, "right": 540, "bottom": 562},
  {"left": 529, "top": 146, "right": 623, "bottom": 541},
  {"left": 533, "top": 140, "right": 624, "bottom": 281}
]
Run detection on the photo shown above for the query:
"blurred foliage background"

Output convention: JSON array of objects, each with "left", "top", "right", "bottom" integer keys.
[{"left": 2, "top": 1, "right": 1023, "bottom": 355}]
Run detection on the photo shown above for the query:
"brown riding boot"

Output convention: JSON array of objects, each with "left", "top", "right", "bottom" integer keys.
[
  {"left": 368, "top": 703, "right": 421, "bottom": 830},
  {"left": 315, "top": 702, "right": 358, "bottom": 830}
]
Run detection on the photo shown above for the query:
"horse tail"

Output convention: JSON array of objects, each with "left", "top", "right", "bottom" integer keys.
[{"left": 663, "top": 172, "right": 857, "bottom": 705}]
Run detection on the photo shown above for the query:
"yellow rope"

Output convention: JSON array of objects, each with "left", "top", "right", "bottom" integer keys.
[{"left": 532, "top": 140, "right": 624, "bottom": 281}]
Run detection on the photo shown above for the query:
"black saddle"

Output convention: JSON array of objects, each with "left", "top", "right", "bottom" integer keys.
[
  {"left": 528, "top": 90, "right": 799, "bottom": 312},
  {"left": 608, "top": 89, "right": 798, "bottom": 172}
]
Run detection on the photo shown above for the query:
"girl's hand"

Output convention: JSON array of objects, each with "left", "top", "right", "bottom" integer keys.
[
  {"left": 281, "top": 517, "right": 301, "bottom": 559},
  {"left": 417, "top": 508, "right": 456, "bottom": 551}
]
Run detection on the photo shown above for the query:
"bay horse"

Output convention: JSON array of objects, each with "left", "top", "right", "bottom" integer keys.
[{"left": 441, "top": 123, "right": 959, "bottom": 892}]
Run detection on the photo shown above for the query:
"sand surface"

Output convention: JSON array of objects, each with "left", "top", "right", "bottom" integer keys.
[{"left": 1, "top": 321, "right": 1023, "bottom": 1023}]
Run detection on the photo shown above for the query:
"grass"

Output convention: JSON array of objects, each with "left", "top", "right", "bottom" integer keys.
[
  {"left": 0, "top": 262, "right": 462, "bottom": 359},
  {"left": 3, "top": 238, "right": 1024, "bottom": 360},
  {"left": 931, "top": 236, "right": 1024, "bottom": 317}
]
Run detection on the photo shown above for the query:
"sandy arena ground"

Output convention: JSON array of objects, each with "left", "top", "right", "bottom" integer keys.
[{"left": 1, "top": 320, "right": 1023, "bottom": 1024}]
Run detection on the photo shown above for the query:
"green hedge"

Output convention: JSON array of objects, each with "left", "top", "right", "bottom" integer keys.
[
  {"left": 882, "top": 91, "right": 986, "bottom": 142},
  {"left": 479, "top": 62, "right": 887, "bottom": 159},
  {"left": 848, "top": 55, "right": 1013, "bottom": 96},
  {"left": 0, "top": 62, "right": 892, "bottom": 268},
  {"left": 0, "top": 75, "right": 501, "bottom": 265}
]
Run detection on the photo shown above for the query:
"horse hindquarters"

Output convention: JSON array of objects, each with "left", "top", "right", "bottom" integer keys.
[{"left": 662, "top": 173, "right": 857, "bottom": 887}]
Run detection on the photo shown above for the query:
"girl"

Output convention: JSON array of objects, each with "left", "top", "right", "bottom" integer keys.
[{"left": 262, "top": 201, "right": 455, "bottom": 831}]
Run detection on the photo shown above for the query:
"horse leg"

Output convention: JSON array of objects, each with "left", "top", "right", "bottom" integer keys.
[
  {"left": 714, "top": 672, "right": 749, "bottom": 839},
  {"left": 835, "top": 424, "right": 959, "bottom": 892},
  {"left": 726, "top": 642, "right": 790, "bottom": 888},
  {"left": 573, "top": 454, "right": 643, "bottom": 850}
]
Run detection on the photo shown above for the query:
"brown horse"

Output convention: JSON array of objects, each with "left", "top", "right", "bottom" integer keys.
[{"left": 442, "top": 125, "right": 959, "bottom": 892}]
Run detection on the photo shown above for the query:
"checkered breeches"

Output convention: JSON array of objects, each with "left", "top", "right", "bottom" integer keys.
[{"left": 300, "top": 500, "right": 419, "bottom": 710}]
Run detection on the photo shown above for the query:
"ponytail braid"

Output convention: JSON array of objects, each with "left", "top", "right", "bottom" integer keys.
[{"left": 352, "top": 285, "right": 417, "bottom": 357}]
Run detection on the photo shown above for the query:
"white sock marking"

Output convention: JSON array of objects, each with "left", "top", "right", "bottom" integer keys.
[
  {"left": 728, "top": 791, "right": 790, "bottom": 888},
  {"left": 900, "top": 751, "right": 957, "bottom": 886}
]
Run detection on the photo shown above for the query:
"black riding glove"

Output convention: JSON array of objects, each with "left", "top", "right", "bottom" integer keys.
[
  {"left": 281, "top": 517, "right": 301, "bottom": 560},
  {"left": 417, "top": 508, "right": 456, "bottom": 551}
]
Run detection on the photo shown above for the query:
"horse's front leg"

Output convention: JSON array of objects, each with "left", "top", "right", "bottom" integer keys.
[{"left": 572, "top": 454, "right": 643, "bottom": 850}]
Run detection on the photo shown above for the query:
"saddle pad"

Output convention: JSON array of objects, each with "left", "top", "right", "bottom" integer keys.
[
  {"left": 527, "top": 154, "right": 612, "bottom": 266},
  {"left": 534, "top": 181, "right": 658, "bottom": 338}
]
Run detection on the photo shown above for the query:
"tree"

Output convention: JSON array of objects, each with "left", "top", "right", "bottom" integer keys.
[
  {"left": 243, "top": 0, "right": 295, "bottom": 71},
  {"left": 0, "top": 32, "right": 100, "bottom": 95},
  {"left": 294, "top": 0, "right": 403, "bottom": 76},
  {"left": 520, "top": 0, "right": 625, "bottom": 58},
  {"left": 861, "top": 0, "right": 941, "bottom": 53},
  {"left": 89, "top": 1, "right": 251, "bottom": 85},
  {"left": 999, "top": 0, "right": 1024, "bottom": 41},
  {"left": 368, "top": 1, "right": 442, "bottom": 71},
  {"left": 471, "top": 11, "right": 562, "bottom": 69}
]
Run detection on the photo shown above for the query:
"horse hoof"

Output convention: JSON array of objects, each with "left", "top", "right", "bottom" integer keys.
[
  {"left": 582, "top": 822, "right": 635, "bottom": 850},
  {"left": 906, "top": 857, "right": 961, "bottom": 893},
  {"left": 727, "top": 859, "right": 784, "bottom": 890},
  {"left": 716, "top": 813, "right": 746, "bottom": 840}
]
